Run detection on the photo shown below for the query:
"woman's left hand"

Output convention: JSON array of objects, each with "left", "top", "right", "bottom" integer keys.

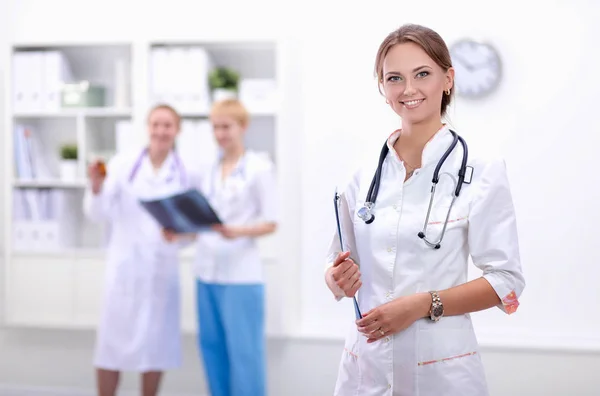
[
  {"left": 356, "top": 293, "right": 430, "bottom": 343},
  {"left": 212, "top": 224, "right": 244, "bottom": 239},
  {"left": 162, "top": 228, "right": 178, "bottom": 242}
]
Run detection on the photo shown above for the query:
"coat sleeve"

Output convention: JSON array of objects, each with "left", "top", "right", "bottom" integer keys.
[
  {"left": 468, "top": 157, "right": 525, "bottom": 314},
  {"left": 83, "top": 155, "right": 123, "bottom": 223},
  {"left": 324, "top": 170, "right": 361, "bottom": 301}
]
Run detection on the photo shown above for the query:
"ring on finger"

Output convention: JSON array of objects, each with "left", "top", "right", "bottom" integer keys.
[{"left": 378, "top": 327, "right": 385, "bottom": 336}]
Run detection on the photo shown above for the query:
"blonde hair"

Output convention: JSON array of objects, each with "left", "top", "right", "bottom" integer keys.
[
  {"left": 210, "top": 99, "right": 250, "bottom": 128},
  {"left": 147, "top": 103, "right": 181, "bottom": 128}
]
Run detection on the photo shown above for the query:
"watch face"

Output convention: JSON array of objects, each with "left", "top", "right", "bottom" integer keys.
[
  {"left": 450, "top": 39, "right": 502, "bottom": 99},
  {"left": 432, "top": 304, "right": 444, "bottom": 317}
]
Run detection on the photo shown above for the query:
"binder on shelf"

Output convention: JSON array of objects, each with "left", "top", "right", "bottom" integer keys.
[
  {"left": 13, "top": 50, "right": 74, "bottom": 112},
  {"left": 149, "top": 46, "right": 213, "bottom": 113}
]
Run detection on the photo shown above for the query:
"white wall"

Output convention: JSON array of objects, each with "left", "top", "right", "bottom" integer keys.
[
  {"left": 299, "top": 0, "right": 600, "bottom": 351},
  {"left": 2, "top": 1, "right": 600, "bottom": 395}
]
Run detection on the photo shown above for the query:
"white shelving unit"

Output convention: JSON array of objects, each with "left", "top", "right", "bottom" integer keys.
[{"left": 2, "top": 39, "right": 284, "bottom": 334}]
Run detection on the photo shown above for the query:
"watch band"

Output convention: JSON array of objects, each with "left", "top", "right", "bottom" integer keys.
[{"left": 429, "top": 291, "right": 444, "bottom": 322}]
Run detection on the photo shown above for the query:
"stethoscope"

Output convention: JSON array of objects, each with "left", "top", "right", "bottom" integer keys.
[
  {"left": 128, "top": 148, "right": 187, "bottom": 186},
  {"left": 206, "top": 153, "right": 247, "bottom": 199},
  {"left": 357, "top": 129, "right": 472, "bottom": 249}
]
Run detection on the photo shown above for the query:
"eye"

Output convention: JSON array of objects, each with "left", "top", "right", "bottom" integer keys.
[
  {"left": 387, "top": 75, "right": 402, "bottom": 83},
  {"left": 416, "top": 71, "right": 429, "bottom": 78}
]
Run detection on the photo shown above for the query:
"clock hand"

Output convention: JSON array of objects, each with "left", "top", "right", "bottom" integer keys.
[{"left": 453, "top": 54, "right": 474, "bottom": 71}]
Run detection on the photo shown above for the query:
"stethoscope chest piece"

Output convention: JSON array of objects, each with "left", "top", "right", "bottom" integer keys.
[{"left": 357, "top": 202, "right": 375, "bottom": 224}]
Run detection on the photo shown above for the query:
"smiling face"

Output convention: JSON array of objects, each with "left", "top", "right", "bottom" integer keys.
[
  {"left": 382, "top": 42, "right": 454, "bottom": 125},
  {"left": 147, "top": 107, "right": 180, "bottom": 154}
]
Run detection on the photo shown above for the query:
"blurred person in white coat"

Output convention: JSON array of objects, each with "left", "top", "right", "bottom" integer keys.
[
  {"left": 165, "top": 99, "right": 277, "bottom": 396},
  {"left": 84, "top": 104, "right": 196, "bottom": 396},
  {"left": 324, "top": 24, "right": 525, "bottom": 396}
]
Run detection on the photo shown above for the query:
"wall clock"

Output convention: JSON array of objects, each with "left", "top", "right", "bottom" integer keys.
[{"left": 449, "top": 39, "right": 502, "bottom": 99}]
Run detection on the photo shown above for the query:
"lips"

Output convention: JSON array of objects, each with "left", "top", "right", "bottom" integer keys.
[{"left": 401, "top": 99, "right": 424, "bottom": 109}]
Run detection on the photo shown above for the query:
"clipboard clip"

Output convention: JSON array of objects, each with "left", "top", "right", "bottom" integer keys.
[{"left": 334, "top": 188, "right": 363, "bottom": 320}]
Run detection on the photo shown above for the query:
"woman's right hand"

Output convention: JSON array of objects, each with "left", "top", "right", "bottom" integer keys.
[
  {"left": 330, "top": 251, "right": 362, "bottom": 297},
  {"left": 162, "top": 228, "right": 178, "bottom": 243},
  {"left": 87, "top": 160, "right": 106, "bottom": 194}
]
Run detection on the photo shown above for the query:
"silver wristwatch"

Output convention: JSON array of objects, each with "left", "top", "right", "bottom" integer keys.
[{"left": 429, "top": 291, "right": 444, "bottom": 322}]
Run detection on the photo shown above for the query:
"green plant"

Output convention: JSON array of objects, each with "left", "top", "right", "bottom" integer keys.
[
  {"left": 208, "top": 67, "right": 240, "bottom": 91},
  {"left": 60, "top": 144, "right": 78, "bottom": 160}
]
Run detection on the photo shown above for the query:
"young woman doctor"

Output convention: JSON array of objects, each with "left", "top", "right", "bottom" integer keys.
[
  {"left": 166, "top": 99, "right": 277, "bottom": 396},
  {"left": 325, "top": 24, "right": 526, "bottom": 396},
  {"left": 85, "top": 104, "right": 196, "bottom": 396}
]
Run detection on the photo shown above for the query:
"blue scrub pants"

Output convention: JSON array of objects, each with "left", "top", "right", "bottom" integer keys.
[{"left": 196, "top": 280, "right": 266, "bottom": 396}]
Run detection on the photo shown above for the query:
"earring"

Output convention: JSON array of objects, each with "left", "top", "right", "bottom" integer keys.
[{"left": 445, "top": 89, "right": 451, "bottom": 96}]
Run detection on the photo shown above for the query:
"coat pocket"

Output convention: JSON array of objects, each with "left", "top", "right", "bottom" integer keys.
[
  {"left": 334, "top": 328, "right": 361, "bottom": 395},
  {"left": 416, "top": 324, "right": 487, "bottom": 395}
]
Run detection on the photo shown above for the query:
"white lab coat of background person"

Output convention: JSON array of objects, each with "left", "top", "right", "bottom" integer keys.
[
  {"left": 326, "top": 125, "right": 525, "bottom": 396},
  {"left": 194, "top": 150, "right": 277, "bottom": 284},
  {"left": 84, "top": 148, "right": 197, "bottom": 371}
]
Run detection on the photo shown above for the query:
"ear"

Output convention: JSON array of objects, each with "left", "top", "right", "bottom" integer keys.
[{"left": 446, "top": 67, "right": 455, "bottom": 91}]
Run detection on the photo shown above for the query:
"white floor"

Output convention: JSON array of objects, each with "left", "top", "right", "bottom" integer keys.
[{"left": 0, "top": 385, "right": 201, "bottom": 396}]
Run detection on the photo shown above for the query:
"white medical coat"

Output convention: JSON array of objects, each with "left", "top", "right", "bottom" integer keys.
[
  {"left": 326, "top": 126, "right": 525, "bottom": 396},
  {"left": 193, "top": 150, "right": 277, "bottom": 284},
  {"left": 84, "top": 149, "right": 196, "bottom": 372}
]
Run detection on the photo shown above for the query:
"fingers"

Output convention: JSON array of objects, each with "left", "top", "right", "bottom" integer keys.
[
  {"left": 346, "top": 278, "right": 362, "bottom": 297},
  {"left": 332, "top": 251, "right": 351, "bottom": 267},
  {"left": 162, "top": 229, "right": 177, "bottom": 242},
  {"left": 367, "top": 332, "right": 386, "bottom": 343},
  {"left": 87, "top": 160, "right": 102, "bottom": 173},
  {"left": 87, "top": 164, "right": 98, "bottom": 178},
  {"left": 356, "top": 309, "right": 379, "bottom": 327},
  {"left": 212, "top": 225, "right": 235, "bottom": 239},
  {"left": 360, "top": 319, "right": 384, "bottom": 336},
  {"left": 332, "top": 261, "right": 360, "bottom": 292},
  {"left": 87, "top": 161, "right": 107, "bottom": 187},
  {"left": 357, "top": 312, "right": 381, "bottom": 334},
  {"left": 212, "top": 225, "right": 226, "bottom": 236},
  {"left": 341, "top": 268, "right": 361, "bottom": 296},
  {"left": 356, "top": 310, "right": 391, "bottom": 342},
  {"left": 331, "top": 260, "right": 356, "bottom": 281}
]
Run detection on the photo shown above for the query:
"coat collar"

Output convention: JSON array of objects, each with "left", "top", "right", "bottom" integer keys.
[
  {"left": 139, "top": 149, "right": 178, "bottom": 182},
  {"left": 386, "top": 124, "right": 452, "bottom": 169}
]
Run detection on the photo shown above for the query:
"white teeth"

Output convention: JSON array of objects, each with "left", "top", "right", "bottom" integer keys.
[{"left": 404, "top": 99, "right": 423, "bottom": 106}]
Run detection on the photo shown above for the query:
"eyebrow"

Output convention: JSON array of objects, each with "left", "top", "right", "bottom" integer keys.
[{"left": 385, "top": 65, "right": 432, "bottom": 76}]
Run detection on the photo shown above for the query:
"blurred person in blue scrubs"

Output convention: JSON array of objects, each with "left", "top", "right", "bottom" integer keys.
[
  {"left": 85, "top": 104, "right": 197, "bottom": 396},
  {"left": 165, "top": 99, "right": 278, "bottom": 396}
]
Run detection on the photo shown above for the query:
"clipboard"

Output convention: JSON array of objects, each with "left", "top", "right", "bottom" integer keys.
[
  {"left": 334, "top": 189, "right": 363, "bottom": 320},
  {"left": 140, "top": 188, "right": 222, "bottom": 233}
]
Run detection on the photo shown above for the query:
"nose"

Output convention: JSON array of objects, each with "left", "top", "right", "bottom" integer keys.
[{"left": 403, "top": 80, "right": 417, "bottom": 96}]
